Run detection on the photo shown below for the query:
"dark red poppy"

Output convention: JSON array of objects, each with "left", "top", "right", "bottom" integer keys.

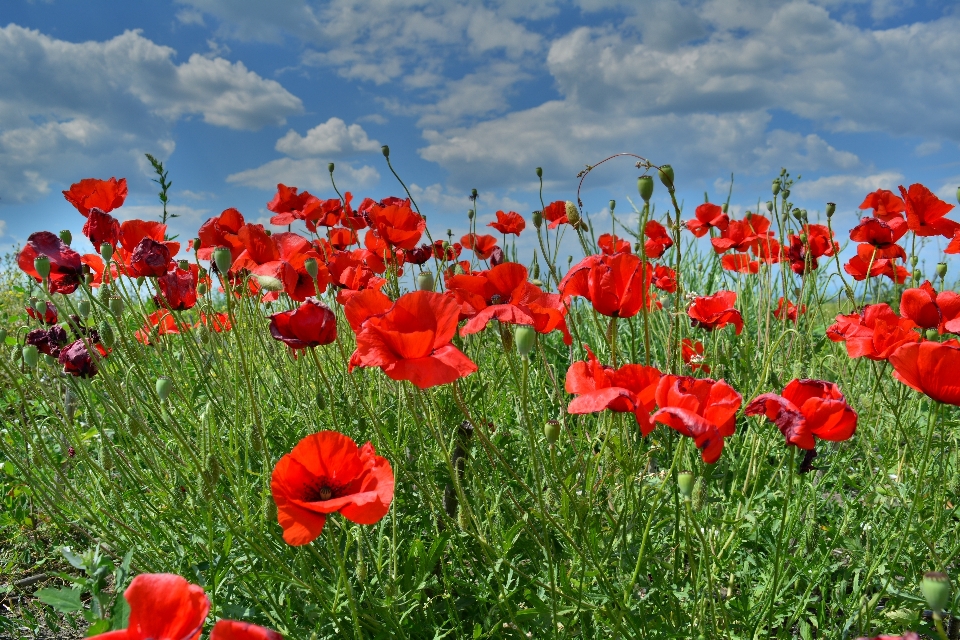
[
  {"left": 117, "top": 220, "right": 180, "bottom": 273},
  {"left": 849, "top": 217, "right": 907, "bottom": 261},
  {"left": 154, "top": 266, "right": 198, "bottom": 311},
  {"left": 135, "top": 311, "right": 181, "bottom": 344},
  {"left": 889, "top": 341, "right": 960, "bottom": 406},
  {"left": 488, "top": 210, "right": 525, "bottom": 235},
  {"left": 843, "top": 255, "right": 907, "bottom": 283},
  {"left": 899, "top": 281, "right": 960, "bottom": 332},
  {"left": 347, "top": 291, "right": 477, "bottom": 388},
  {"left": 270, "top": 430, "right": 394, "bottom": 546},
  {"left": 26, "top": 326, "right": 69, "bottom": 358},
  {"left": 542, "top": 200, "right": 569, "bottom": 229},
  {"left": 826, "top": 303, "right": 920, "bottom": 361},
  {"left": 644, "top": 220, "right": 673, "bottom": 259},
  {"left": 681, "top": 338, "right": 709, "bottom": 373},
  {"left": 62, "top": 177, "right": 127, "bottom": 217},
  {"left": 231, "top": 227, "right": 328, "bottom": 301},
  {"left": 651, "top": 375, "right": 742, "bottom": 464},
  {"left": 565, "top": 345, "right": 662, "bottom": 433},
  {"left": 652, "top": 264, "right": 677, "bottom": 293},
  {"left": 267, "top": 184, "right": 321, "bottom": 226},
  {"left": 560, "top": 252, "right": 656, "bottom": 319},
  {"left": 365, "top": 199, "right": 426, "bottom": 250},
  {"left": 746, "top": 379, "right": 858, "bottom": 449},
  {"left": 18, "top": 231, "right": 83, "bottom": 294},
  {"left": 899, "top": 183, "right": 958, "bottom": 238},
  {"left": 721, "top": 253, "right": 759, "bottom": 274},
  {"left": 269, "top": 298, "right": 337, "bottom": 350},
  {"left": 686, "top": 202, "right": 729, "bottom": 237},
  {"left": 774, "top": 297, "right": 805, "bottom": 322},
  {"left": 26, "top": 301, "right": 58, "bottom": 324},
  {"left": 711, "top": 213, "right": 774, "bottom": 254},
  {"left": 305, "top": 193, "right": 352, "bottom": 232},
  {"left": 460, "top": 233, "right": 499, "bottom": 260},
  {"left": 129, "top": 238, "right": 173, "bottom": 278},
  {"left": 597, "top": 233, "right": 631, "bottom": 255},
  {"left": 59, "top": 339, "right": 104, "bottom": 378},
  {"left": 82, "top": 209, "right": 122, "bottom": 250},
  {"left": 198, "top": 208, "right": 246, "bottom": 262},
  {"left": 859, "top": 188, "right": 905, "bottom": 223},
  {"left": 403, "top": 243, "right": 433, "bottom": 266},
  {"left": 688, "top": 291, "right": 744, "bottom": 334}
]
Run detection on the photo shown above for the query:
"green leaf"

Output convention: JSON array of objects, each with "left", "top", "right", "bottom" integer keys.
[
  {"left": 110, "top": 594, "right": 130, "bottom": 630},
  {"left": 85, "top": 619, "right": 110, "bottom": 636},
  {"left": 35, "top": 586, "right": 83, "bottom": 613}
]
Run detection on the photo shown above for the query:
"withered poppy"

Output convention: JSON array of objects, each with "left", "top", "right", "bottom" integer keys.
[
  {"left": 651, "top": 375, "right": 742, "bottom": 464},
  {"left": 488, "top": 210, "right": 525, "bottom": 235},
  {"left": 18, "top": 231, "right": 83, "bottom": 294},
  {"left": 62, "top": 178, "right": 127, "bottom": 217},
  {"left": 746, "top": 379, "right": 858, "bottom": 449},
  {"left": 460, "top": 233, "right": 499, "bottom": 260},
  {"left": 889, "top": 341, "right": 960, "bottom": 406},
  {"left": 347, "top": 291, "right": 477, "bottom": 389},
  {"left": 681, "top": 338, "right": 709, "bottom": 373},
  {"left": 156, "top": 266, "right": 198, "bottom": 311},
  {"left": 198, "top": 208, "right": 246, "bottom": 262},
  {"left": 270, "top": 430, "right": 394, "bottom": 546},
  {"left": 899, "top": 183, "right": 958, "bottom": 238},
  {"left": 267, "top": 183, "right": 321, "bottom": 226},
  {"left": 826, "top": 303, "right": 919, "bottom": 361},
  {"left": 269, "top": 298, "right": 337, "bottom": 350},
  {"left": 118, "top": 220, "right": 180, "bottom": 275},
  {"left": 686, "top": 202, "right": 729, "bottom": 237},
  {"left": 26, "top": 326, "right": 69, "bottom": 358},
  {"left": 687, "top": 291, "right": 744, "bottom": 334},
  {"left": 774, "top": 297, "right": 805, "bottom": 322},
  {"left": 560, "top": 253, "right": 656, "bottom": 319},
  {"left": 899, "top": 281, "right": 960, "bottom": 332},
  {"left": 82, "top": 209, "right": 122, "bottom": 250},
  {"left": 565, "top": 345, "right": 661, "bottom": 433},
  {"left": 26, "top": 301, "right": 58, "bottom": 324},
  {"left": 597, "top": 233, "right": 631, "bottom": 255},
  {"left": 644, "top": 220, "right": 673, "bottom": 259},
  {"left": 859, "top": 188, "right": 905, "bottom": 223},
  {"left": 721, "top": 254, "right": 759, "bottom": 274},
  {"left": 59, "top": 339, "right": 104, "bottom": 378},
  {"left": 130, "top": 238, "right": 173, "bottom": 278}
]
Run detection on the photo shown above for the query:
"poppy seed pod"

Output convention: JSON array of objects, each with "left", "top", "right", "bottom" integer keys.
[
  {"left": 913, "top": 268, "right": 922, "bottom": 281},
  {"left": 195, "top": 323, "right": 209, "bottom": 343},
  {"left": 304, "top": 257, "right": 319, "bottom": 279},
  {"left": 536, "top": 167, "right": 543, "bottom": 178},
  {"left": 381, "top": 144, "right": 390, "bottom": 158},
  {"left": 156, "top": 376, "right": 173, "bottom": 402},
  {"left": 109, "top": 296, "right": 123, "bottom": 316},
  {"left": 677, "top": 471, "right": 695, "bottom": 500},
  {"left": 956, "top": 186, "right": 960, "bottom": 205},
  {"left": 920, "top": 571, "right": 951, "bottom": 618},
  {"left": 42, "top": 353, "right": 56, "bottom": 366},
  {"left": 781, "top": 189, "right": 790, "bottom": 199},
  {"left": 532, "top": 210, "right": 543, "bottom": 229},
  {"left": 826, "top": 202, "right": 836, "bottom": 218},
  {"left": 766, "top": 201, "right": 773, "bottom": 212},
  {"left": 100, "top": 242, "right": 113, "bottom": 262},
  {"left": 196, "top": 282, "right": 207, "bottom": 295},
  {"left": 315, "top": 390, "right": 326, "bottom": 410},
  {"left": 515, "top": 325, "right": 536, "bottom": 357},
  {"left": 31, "top": 297, "right": 45, "bottom": 314},
  {"left": 531, "top": 278, "right": 543, "bottom": 286},
  {"left": 416, "top": 270, "right": 435, "bottom": 291},
  {"left": 910, "top": 255, "right": 919, "bottom": 267},
  {"left": 565, "top": 201, "right": 581, "bottom": 226},
  {"left": 772, "top": 180, "right": 780, "bottom": 196},
  {"left": 472, "top": 188, "right": 478, "bottom": 199},
  {"left": 34, "top": 255, "right": 51, "bottom": 279},
  {"left": 637, "top": 175, "right": 654, "bottom": 202},
  {"left": 543, "top": 420, "right": 561, "bottom": 444},
  {"left": 59, "top": 229, "right": 72, "bottom": 245},
  {"left": 925, "top": 328, "right": 939, "bottom": 341},
  {"left": 178, "top": 260, "right": 189, "bottom": 271},
  {"left": 212, "top": 247, "right": 232, "bottom": 276},
  {"left": 22, "top": 344, "right": 39, "bottom": 368},
  {"left": 609, "top": 199, "right": 616, "bottom": 212},
  {"left": 136, "top": 276, "right": 145, "bottom": 287},
  {"left": 78, "top": 300, "right": 91, "bottom": 319},
  {"left": 99, "top": 321, "right": 115, "bottom": 348},
  {"left": 328, "top": 162, "right": 335, "bottom": 173},
  {"left": 657, "top": 164, "right": 674, "bottom": 189},
  {"left": 936, "top": 262, "right": 947, "bottom": 279},
  {"left": 468, "top": 209, "right": 475, "bottom": 220},
  {"left": 192, "top": 237, "right": 201, "bottom": 252}
]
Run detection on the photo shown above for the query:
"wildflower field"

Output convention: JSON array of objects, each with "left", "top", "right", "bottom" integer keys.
[{"left": 1, "top": 152, "right": 959, "bottom": 640}]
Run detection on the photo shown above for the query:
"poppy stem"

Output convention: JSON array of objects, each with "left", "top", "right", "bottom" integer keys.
[
  {"left": 761, "top": 446, "right": 796, "bottom": 637},
  {"left": 309, "top": 347, "right": 340, "bottom": 431}
]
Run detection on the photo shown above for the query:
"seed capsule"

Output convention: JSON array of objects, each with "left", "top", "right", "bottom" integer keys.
[
  {"left": 565, "top": 201, "right": 581, "bottom": 227},
  {"left": 100, "top": 243, "right": 114, "bottom": 262},
  {"left": 109, "top": 296, "right": 124, "bottom": 316},
  {"left": 156, "top": 376, "right": 173, "bottom": 402},
  {"left": 416, "top": 270, "right": 435, "bottom": 292},
  {"left": 515, "top": 325, "right": 536, "bottom": 357},
  {"left": 657, "top": 164, "right": 675, "bottom": 189},
  {"left": 532, "top": 210, "right": 543, "bottom": 229},
  {"left": 34, "top": 256, "right": 51, "bottom": 279},
  {"left": 637, "top": 175, "right": 654, "bottom": 202},
  {"left": 212, "top": 247, "right": 232, "bottom": 276},
  {"left": 543, "top": 420, "right": 561, "bottom": 444},
  {"left": 826, "top": 202, "right": 836, "bottom": 218},
  {"left": 304, "top": 258, "right": 319, "bottom": 279},
  {"left": 677, "top": 471, "right": 695, "bottom": 500},
  {"left": 22, "top": 345, "right": 39, "bottom": 368},
  {"left": 99, "top": 321, "right": 116, "bottom": 348},
  {"left": 920, "top": 571, "right": 951, "bottom": 618},
  {"left": 59, "top": 230, "right": 73, "bottom": 245},
  {"left": 77, "top": 300, "right": 91, "bottom": 319}
]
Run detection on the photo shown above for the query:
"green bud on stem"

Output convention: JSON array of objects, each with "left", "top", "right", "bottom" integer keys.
[
  {"left": 100, "top": 243, "right": 114, "bottom": 263},
  {"left": 156, "top": 376, "right": 173, "bottom": 402},
  {"left": 657, "top": 164, "right": 675, "bottom": 189},
  {"left": 565, "top": 201, "right": 581, "bottom": 227},
  {"left": 515, "top": 325, "right": 536, "bottom": 358},
  {"left": 920, "top": 571, "right": 951, "bottom": 618},
  {"left": 826, "top": 202, "right": 836, "bottom": 218},
  {"left": 109, "top": 296, "right": 124, "bottom": 316},
  {"left": 678, "top": 471, "right": 695, "bottom": 500},
  {"left": 304, "top": 258, "right": 319, "bottom": 279},
  {"left": 22, "top": 345, "right": 39, "bottom": 368},
  {"left": 637, "top": 175, "right": 654, "bottom": 202},
  {"left": 77, "top": 300, "right": 91, "bottom": 319},
  {"left": 213, "top": 247, "right": 232, "bottom": 276},
  {"left": 543, "top": 420, "right": 561, "bottom": 444}
]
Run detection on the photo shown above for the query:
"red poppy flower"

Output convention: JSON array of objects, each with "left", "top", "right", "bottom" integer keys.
[
  {"left": 889, "top": 341, "right": 960, "bottom": 406},
  {"left": 198, "top": 209, "right": 246, "bottom": 262},
  {"left": 681, "top": 338, "right": 709, "bottom": 373},
  {"left": 267, "top": 184, "right": 321, "bottom": 226},
  {"left": 746, "top": 379, "right": 858, "bottom": 449},
  {"left": 231, "top": 226, "right": 328, "bottom": 301},
  {"left": 460, "top": 233, "right": 499, "bottom": 260},
  {"left": 651, "top": 375, "right": 742, "bottom": 464},
  {"left": 899, "top": 281, "right": 960, "bottom": 332},
  {"left": 559, "top": 253, "right": 656, "bottom": 319},
  {"left": 431, "top": 239, "right": 462, "bottom": 262},
  {"left": 195, "top": 312, "right": 231, "bottom": 333},
  {"left": 347, "top": 291, "right": 478, "bottom": 388},
  {"left": 210, "top": 620, "right": 282, "bottom": 640},
  {"left": 597, "top": 233, "right": 632, "bottom": 255},
  {"left": 786, "top": 224, "right": 837, "bottom": 275},
  {"left": 117, "top": 220, "right": 180, "bottom": 273},
  {"left": 59, "top": 339, "right": 104, "bottom": 378},
  {"left": 542, "top": 201, "right": 569, "bottom": 229},
  {"left": 270, "top": 430, "right": 394, "bottom": 546},
  {"left": 774, "top": 297, "right": 805, "bottom": 322},
  {"left": 327, "top": 227, "right": 360, "bottom": 251},
  {"left": 644, "top": 220, "right": 673, "bottom": 259},
  {"left": 843, "top": 255, "right": 908, "bottom": 283},
  {"left": 26, "top": 301, "right": 58, "bottom": 324},
  {"left": 899, "top": 183, "right": 958, "bottom": 238},
  {"left": 711, "top": 214, "right": 773, "bottom": 254},
  {"left": 652, "top": 264, "right": 677, "bottom": 293},
  {"left": 19, "top": 231, "right": 83, "bottom": 294},
  {"left": 488, "top": 210, "right": 525, "bottom": 235},
  {"left": 155, "top": 266, "right": 198, "bottom": 311},
  {"left": 305, "top": 193, "right": 352, "bottom": 232},
  {"left": 687, "top": 291, "right": 744, "bottom": 334},
  {"left": 135, "top": 311, "right": 182, "bottom": 344},
  {"left": 751, "top": 236, "right": 783, "bottom": 264},
  {"left": 88, "top": 573, "right": 208, "bottom": 640},
  {"left": 849, "top": 217, "right": 907, "bottom": 261},
  {"left": 826, "top": 303, "right": 920, "bottom": 361},
  {"left": 129, "top": 238, "right": 173, "bottom": 278},
  {"left": 365, "top": 199, "right": 426, "bottom": 250},
  {"left": 721, "top": 253, "right": 759, "bottom": 274},
  {"left": 269, "top": 298, "right": 337, "bottom": 350},
  {"left": 328, "top": 249, "right": 387, "bottom": 295},
  {"left": 859, "top": 188, "right": 905, "bottom": 223},
  {"left": 403, "top": 243, "right": 433, "bottom": 266},
  {"left": 565, "top": 345, "right": 662, "bottom": 432},
  {"left": 83, "top": 209, "right": 122, "bottom": 250},
  {"left": 62, "top": 177, "right": 127, "bottom": 217},
  {"left": 447, "top": 262, "right": 571, "bottom": 343},
  {"left": 26, "top": 326, "right": 69, "bottom": 358},
  {"left": 686, "top": 202, "right": 729, "bottom": 237}
]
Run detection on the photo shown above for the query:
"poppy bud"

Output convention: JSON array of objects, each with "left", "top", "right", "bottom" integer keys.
[
  {"left": 637, "top": 175, "right": 654, "bottom": 202},
  {"left": 957, "top": 186, "right": 960, "bottom": 205},
  {"left": 212, "top": 247, "right": 232, "bottom": 276},
  {"left": 59, "top": 229, "right": 72, "bottom": 245},
  {"left": 565, "top": 201, "right": 581, "bottom": 226},
  {"left": 265, "top": 229, "right": 272, "bottom": 236},
  {"left": 31, "top": 297, "right": 44, "bottom": 314},
  {"left": 197, "top": 282, "right": 207, "bottom": 295},
  {"left": 328, "top": 162, "right": 335, "bottom": 173},
  {"left": 782, "top": 189, "right": 790, "bottom": 199},
  {"left": 657, "top": 164, "right": 674, "bottom": 189},
  {"left": 471, "top": 188, "right": 478, "bottom": 199},
  {"left": 42, "top": 353, "right": 56, "bottom": 366},
  {"left": 99, "top": 321, "right": 115, "bottom": 348},
  {"left": 77, "top": 299, "right": 91, "bottom": 319},
  {"left": 254, "top": 274, "right": 283, "bottom": 291},
  {"left": 909, "top": 255, "right": 919, "bottom": 267},
  {"left": 677, "top": 471, "right": 695, "bottom": 500},
  {"left": 100, "top": 242, "right": 113, "bottom": 262},
  {"left": 381, "top": 144, "right": 390, "bottom": 158},
  {"left": 22, "top": 344, "right": 39, "bottom": 368},
  {"left": 156, "top": 376, "right": 173, "bottom": 402},
  {"left": 913, "top": 268, "right": 922, "bottom": 281},
  {"left": 416, "top": 270, "right": 434, "bottom": 291},
  {"left": 536, "top": 167, "right": 543, "bottom": 178},
  {"left": 304, "top": 258, "right": 319, "bottom": 279},
  {"left": 544, "top": 420, "right": 561, "bottom": 444},
  {"left": 192, "top": 238, "right": 201, "bottom": 252},
  {"left": 109, "top": 296, "right": 124, "bottom": 316},
  {"left": 531, "top": 279, "right": 543, "bottom": 286},
  {"left": 925, "top": 328, "right": 939, "bottom": 341},
  {"left": 772, "top": 180, "right": 780, "bottom": 196},
  {"left": 316, "top": 390, "right": 326, "bottom": 410},
  {"left": 766, "top": 201, "right": 773, "bottom": 212},
  {"left": 826, "top": 202, "right": 836, "bottom": 218},
  {"left": 34, "top": 255, "right": 51, "bottom": 279},
  {"left": 722, "top": 203, "right": 728, "bottom": 213},
  {"left": 532, "top": 210, "right": 543, "bottom": 229},
  {"left": 936, "top": 262, "right": 947, "bottom": 279},
  {"left": 467, "top": 209, "right": 475, "bottom": 220},
  {"left": 531, "top": 262, "right": 540, "bottom": 279},
  {"left": 920, "top": 571, "right": 951, "bottom": 618},
  {"left": 515, "top": 325, "right": 536, "bottom": 357}
]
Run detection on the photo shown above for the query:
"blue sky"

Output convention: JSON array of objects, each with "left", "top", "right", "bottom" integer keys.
[{"left": 2, "top": 0, "right": 960, "bottom": 263}]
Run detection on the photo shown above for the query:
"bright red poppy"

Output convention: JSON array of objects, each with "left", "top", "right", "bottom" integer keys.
[
  {"left": 711, "top": 214, "right": 774, "bottom": 254},
  {"left": 26, "top": 301, "right": 58, "bottom": 324},
  {"left": 746, "top": 379, "right": 858, "bottom": 450},
  {"left": 63, "top": 177, "right": 127, "bottom": 217},
  {"left": 270, "top": 430, "right": 394, "bottom": 546},
  {"left": 681, "top": 338, "right": 709, "bottom": 373},
  {"left": 565, "top": 345, "right": 661, "bottom": 433},
  {"left": 83, "top": 209, "right": 122, "bottom": 250},
  {"left": 751, "top": 236, "right": 783, "bottom": 264},
  {"left": 267, "top": 184, "right": 321, "bottom": 226},
  {"left": 786, "top": 224, "right": 837, "bottom": 275},
  {"left": 652, "top": 264, "right": 677, "bottom": 293},
  {"left": 365, "top": 199, "right": 426, "bottom": 250},
  {"left": 899, "top": 183, "right": 958, "bottom": 238},
  {"left": 461, "top": 233, "right": 499, "bottom": 260},
  {"left": 560, "top": 253, "right": 656, "bottom": 319},
  {"left": 774, "top": 297, "right": 805, "bottom": 322},
  {"left": 156, "top": 266, "right": 198, "bottom": 311},
  {"left": 542, "top": 200, "right": 569, "bottom": 229},
  {"left": 843, "top": 255, "right": 908, "bottom": 283},
  {"left": 19, "top": 231, "right": 83, "bottom": 294},
  {"left": 687, "top": 291, "right": 744, "bottom": 334},
  {"left": 721, "top": 253, "right": 759, "bottom": 274},
  {"left": 488, "top": 210, "right": 525, "bottom": 235},
  {"left": 686, "top": 202, "right": 729, "bottom": 237},
  {"left": 644, "top": 220, "right": 673, "bottom": 259},
  {"left": 327, "top": 227, "right": 360, "bottom": 251},
  {"left": 651, "top": 375, "right": 742, "bottom": 464},
  {"left": 305, "top": 193, "right": 352, "bottom": 232},
  {"left": 859, "top": 189, "right": 905, "bottom": 223},
  {"left": 826, "top": 303, "right": 920, "bottom": 361},
  {"left": 210, "top": 620, "right": 282, "bottom": 640},
  {"left": 849, "top": 217, "right": 907, "bottom": 261},
  {"left": 231, "top": 226, "right": 328, "bottom": 301},
  {"left": 899, "top": 281, "right": 960, "bottom": 332},
  {"left": 197, "top": 209, "right": 246, "bottom": 262},
  {"left": 135, "top": 311, "right": 182, "bottom": 344},
  {"left": 269, "top": 298, "right": 337, "bottom": 350},
  {"left": 195, "top": 312, "right": 231, "bottom": 333},
  {"left": 597, "top": 233, "right": 632, "bottom": 255},
  {"left": 347, "top": 291, "right": 478, "bottom": 388},
  {"left": 889, "top": 341, "right": 960, "bottom": 406}
]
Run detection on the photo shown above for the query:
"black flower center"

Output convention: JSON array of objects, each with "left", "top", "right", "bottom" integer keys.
[{"left": 304, "top": 481, "right": 337, "bottom": 502}]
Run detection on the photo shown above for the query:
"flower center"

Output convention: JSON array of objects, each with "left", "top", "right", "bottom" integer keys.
[
  {"left": 318, "top": 486, "right": 332, "bottom": 501},
  {"left": 304, "top": 482, "right": 336, "bottom": 502}
]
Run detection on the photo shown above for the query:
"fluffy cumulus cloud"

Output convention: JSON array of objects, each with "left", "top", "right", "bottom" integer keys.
[
  {"left": 0, "top": 24, "right": 302, "bottom": 204},
  {"left": 275, "top": 118, "right": 380, "bottom": 157}
]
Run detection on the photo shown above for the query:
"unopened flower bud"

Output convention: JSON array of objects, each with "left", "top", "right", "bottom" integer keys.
[
  {"left": 565, "top": 201, "right": 581, "bottom": 226},
  {"left": 637, "top": 175, "right": 654, "bottom": 202},
  {"left": 304, "top": 258, "right": 319, "bottom": 279},
  {"left": 657, "top": 164, "right": 675, "bottom": 189},
  {"left": 956, "top": 186, "right": 960, "bottom": 205},
  {"left": 42, "top": 354, "right": 56, "bottom": 366},
  {"left": 536, "top": 167, "right": 543, "bottom": 178},
  {"left": 99, "top": 321, "right": 115, "bottom": 348},
  {"left": 34, "top": 255, "right": 51, "bottom": 279},
  {"left": 913, "top": 268, "right": 922, "bottom": 281},
  {"left": 678, "top": 471, "right": 695, "bottom": 500},
  {"left": 22, "top": 344, "right": 39, "bottom": 368},
  {"left": 78, "top": 299, "right": 91, "bottom": 319},
  {"left": 109, "top": 296, "right": 124, "bottom": 316},
  {"left": 531, "top": 262, "right": 540, "bottom": 279},
  {"left": 471, "top": 188, "right": 478, "bottom": 199},
  {"left": 936, "top": 262, "right": 947, "bottom": 279},
  {"left": 910, "top": 255, "right": 919, "bottom": 267},
  {"left": 265, "top": 229, "right": 272, "bottom": 236},
  {"left": 722, "top": 203, "right": 729, "bottom": 213},
  {"left": 178, "top": 260, "right": 190, "bottom": 271},
  {"left": 515, "top": 325, "right": 536, "bottom": 357},
  {"left": 532, "top": 210, "right": 543, "bottom": 229},
  {"left": 826, "top": 202, "right": 836, "bottom": 218},
  {"left": 920, "top": 571, "right": 951, "bottom": 618},
  {"left": 316, "top": 391, "right": 326, "bottom": 410},
  {"left": 328, "top": 162, "right": 335, "bottom": 173},
  {"left": 381, "top": 144, "right": 390, "bottom": 158},
  {"left": 156, "top": 376, "right": 173, "bottom": 402},
  {"left": 543, "top": 420, "right": 561, "bottom": 444},
  {"left": 772, "top": 180, "right": 780, "bottom": 196},
  {"left": 213, "top": 247, "right": 232, "bottom": 275},
  {"left": 100, "top": 242, "right": 114, "bottom": 262},
  {"left": 192, "top": 238, "right": 201, "bottom": 252},
  {"left": 416, "top": 270, "right": 435, "bottom": 291},
  {"left": 85, "top": 273, "right": 94, "bottom": 285},
  {"left": 766, "top": 201, "right": 774, "bottom": 212},
  {"left": 531, "top": 279, "right": 543, "bottom": 287},
  {"left": 467, "top": 209, "right": 475, "bottom": 220},
  {"left": 59, "top": 229, "right": 72, "bottom": 245},
  {"left": 197, "top": 282, "right": 207, "bottom": 295},
  {"left": 31, "top": 297, "right": 44, "bottom": 314}
]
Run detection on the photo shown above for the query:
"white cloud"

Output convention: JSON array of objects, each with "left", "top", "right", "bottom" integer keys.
[
  {"left": 915, "top": 140, "right": 941, "bottom": 157},
  {"left": 226, "top": 158, "right": 380, "bottom": 193},
  {"left": 275, "top": 118, "right": 379, "bottom": 157}
]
